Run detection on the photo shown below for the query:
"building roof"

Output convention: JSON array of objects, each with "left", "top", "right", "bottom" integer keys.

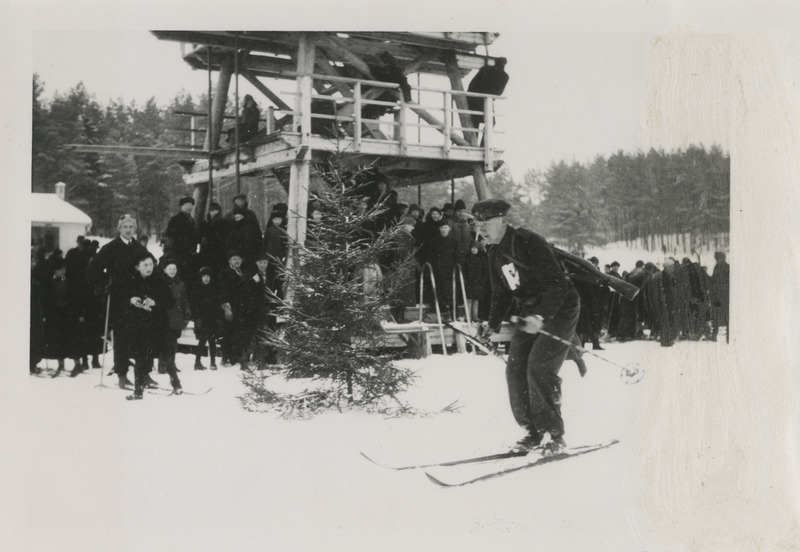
[{"left": 31, "top": 193, "right": 92, "bottom": 225}]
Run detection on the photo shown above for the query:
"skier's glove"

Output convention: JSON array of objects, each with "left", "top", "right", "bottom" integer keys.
[
  {"left": 477, "top": 322, "right": 495, "bottom": 345},
  {"left": 222, "top": 303, "right": 233, "bottom": 322}
]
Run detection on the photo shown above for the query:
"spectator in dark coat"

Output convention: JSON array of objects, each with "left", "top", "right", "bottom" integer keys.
[
  {"left": 427, "top": 219, "right": 461, "bottom": 317},
  {"left": 242, "top": 252, "right": 276, "bottom": 366},
  {"left": 217, "top": 251, "right": 257, "bottom": 367},
  {"left": 417, "top": 207, "right": 443, "bottom": 266},
  {"left": 386, "top": 217, "right": 418, "bottom": 323},
  {"left": 123, "top": 251, "right": 180, "bottom": 399},
  {"left": 164, "top": 196, "right": 199, "bottom": 287},
  {"left": 240, "top": 95, "right": 261, "bottom": 142},
  {"left": 64, "top": 237, "right": 98, "bottom": 372},
  {"left": 467, "top": 57, "right": 509, "bottom": 129},
  {"left": 157, "top": 257, "right": 192, "bottom": 376},
  {"left": 616, "top": 261, "right": 648, "bottom": 341},
  {"left": 191, "top": 267, "right": 223, "bottom": 370},
  {"left": 85, "top": 214, "right": 150, "bottom": 388},
  {"left": 40, "top": 258, "right": 82, "bottom": 376},
  {"left": 711, "top": 252, "right": 730, "bottom": 342},
  {"left": 226, "top": 204, "right": 263, "bottom": 273},
  {"left": 263, "top": 209, "right": 289, "bottom": 299},
  {"left": 463, "top": 241, "right": 489, "bottom": 323},
  {"left": 30, "top": 249, "right": 46, "bottom": 374},
  {"left": 199, "top": 201, "right": 228, "bottom": 275},
  {"left": 450, "top": 199, "right": 473, "bottom": 263}
]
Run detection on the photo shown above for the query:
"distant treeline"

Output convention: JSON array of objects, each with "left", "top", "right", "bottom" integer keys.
[
  {"left": 532, "top": 145, "right": 730, "bottom": 251},
  {"left": 32, "top": 75, "right": 213, "bottom": 237}
]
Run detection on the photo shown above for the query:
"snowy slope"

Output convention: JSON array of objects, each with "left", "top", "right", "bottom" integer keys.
[{"left": 18, "top": 343, "right": 653, "bottom": 552}]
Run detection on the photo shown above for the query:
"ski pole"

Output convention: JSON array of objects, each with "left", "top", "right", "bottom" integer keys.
[
  {"left": 510, "top": 316, "right": 644, "bottom": 384},
  {"left": 97, "top": 291, "right": 111, "bottom": 388}
]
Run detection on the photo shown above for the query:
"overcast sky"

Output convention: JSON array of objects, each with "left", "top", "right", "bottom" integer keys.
[{"left": 4, "top": 0, "right": 800, "bottom": 183}]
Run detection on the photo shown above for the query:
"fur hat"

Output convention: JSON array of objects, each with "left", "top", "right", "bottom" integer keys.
[{"left": 179, "top": 196, "right": 195, "bottom": 207}]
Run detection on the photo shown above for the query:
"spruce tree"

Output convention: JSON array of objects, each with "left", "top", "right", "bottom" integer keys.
[{"left": 241, "top": 160, "right": 419, "bottom": 417}]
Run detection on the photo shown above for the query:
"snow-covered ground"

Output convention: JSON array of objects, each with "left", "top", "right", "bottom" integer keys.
[{"left": 15, "top": 341, "right": 653, "bottom": 552}]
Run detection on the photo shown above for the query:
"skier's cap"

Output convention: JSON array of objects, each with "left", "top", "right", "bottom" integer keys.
[
  {"left": 227, "top": 249, "right": 243, "bottom": 260},
  {"left": 208, "top": 202, "right": 222, "bottom": 212},
  {"left": 179, "top": 196, "right": 195, "bottom": 207},
  {"left": 233, "top": 194, "right": 248, "bottom": 204},
  {"left": 471, "top": 199, "right": 510, "bottom": 221},
  {"left": 437, "top": 218, "right": 452, "bottom": 227},
  {"left": 454, "top": 199, "right": 467, "bottom": 211},
  {"left": 610, "top": 261, "right": 620, "bottom": 267},
  {"left": 254, "top": 251, "right": 270, "bottom": 262},
  {"left": 199, "top": 266, "right": 213, "bottom": 277},
  {"left": 400, "top": 216, "right": 416, "bottom": 227}
]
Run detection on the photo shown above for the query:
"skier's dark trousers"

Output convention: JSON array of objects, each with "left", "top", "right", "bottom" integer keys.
[
  {"left": 473, "top": 199, "right": 580, "bottom": 453},
  {"left": 85, "top": 215, "right": 148, "bottom": 387}
]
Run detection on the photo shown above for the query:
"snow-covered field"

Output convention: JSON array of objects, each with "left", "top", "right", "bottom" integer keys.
[{"left": 15, "top": 341, "right": 653, "bottom": 552}]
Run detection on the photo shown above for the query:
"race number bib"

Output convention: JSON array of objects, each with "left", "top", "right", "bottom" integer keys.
[{"left": 501, "top": 263, "right": 520, "bottom": 290}]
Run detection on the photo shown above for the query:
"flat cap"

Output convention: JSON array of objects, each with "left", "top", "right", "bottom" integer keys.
[
  {"left": 471, "top": 199, "right": 511, "bottom": 221},
  {"left": 179, "top": 196, "right": 195, "bottom": 207}
]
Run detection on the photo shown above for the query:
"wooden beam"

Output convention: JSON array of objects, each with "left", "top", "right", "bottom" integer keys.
[
  {"left": 204, "top": 54, "right": 233, "bottom": 151},
  {"left": 402, "top": 49, "right": 439, "bottom": 74},
  {"left": 313, "top": 49, "right": 355, "bottom": 98},
  {"left": 63, "top": 144, "right": 204, "bottom": 158},
  {"left": 240, "top": 69, "right": 292, "bottom": 111},
  {"left": 442, "top": 50, "right": 477, "bottom": 145},
  {"left": 317, "top": 35, "right": 375, "bottom": 79},
  {"left": 404, "top": 100, "right": 471, "bottom": 147}
]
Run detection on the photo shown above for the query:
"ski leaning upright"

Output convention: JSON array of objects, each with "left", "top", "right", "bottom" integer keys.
[{"left": 424, "top": 439, "right": 619, "bottom": 487}]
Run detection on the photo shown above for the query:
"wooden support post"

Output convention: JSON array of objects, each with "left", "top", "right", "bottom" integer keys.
[
  {"left": 353, "top": 81, "right": 362, "bottom": 151},
  {"left": 285, "top": 33, "right": 316, "bottom": 296},
  {"left": 472, "top": 164, "right": 489, "bottom": 200},
  {"left": 483, "top": 97, "right": 494, "bottom": 171},
  {"left": 196, "top": 53, "right": 233, "bottom": 226},
  {"left": 442, "top": 51, "right": 476, "bottom": 145},
  {"left": 443, "top": 92, "right": 452, "bottom": 156}
]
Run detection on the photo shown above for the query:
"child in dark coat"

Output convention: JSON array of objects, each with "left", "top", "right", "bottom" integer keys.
[
  {"left": 124, "top": 251, "right": 180, "bottom": 400},
  {"left": 191, "top": 266, "right": 223, "bottom": 370},
  {"left": 158, "top": 257, "right": 192, "bottom": 376}
]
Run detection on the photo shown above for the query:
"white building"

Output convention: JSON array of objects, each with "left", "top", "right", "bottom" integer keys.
[{"left": 31, "top": 183, "right": 92, "bottom": 252}]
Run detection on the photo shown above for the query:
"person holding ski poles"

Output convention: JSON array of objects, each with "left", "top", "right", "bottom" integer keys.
[
  {"left": 85, "top": 214, "right": 153, "bottom": 389},
  {"left": 472, "top": 199, "right": 581, "bottom": 455}
]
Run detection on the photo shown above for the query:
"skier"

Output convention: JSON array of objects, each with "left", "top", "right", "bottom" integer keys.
[
  {"left": 85, "top": 214, "right": 154, "bottom": 388},
  {"left": 124, "top": 251, "right": 181, "bottom": 400},
  {"left": 473, "top": 199, "right": 580, "bottom": 455}
]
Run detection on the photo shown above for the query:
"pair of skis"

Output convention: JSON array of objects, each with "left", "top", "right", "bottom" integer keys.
[
  {"left": 121, "top": 385, "right": 213, "bottom": 396},
  {"left": 362, "top": 439, "right": 619, "bottom": 487}
]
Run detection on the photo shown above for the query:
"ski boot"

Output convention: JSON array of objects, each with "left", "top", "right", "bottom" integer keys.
[
  {"left": 126, "top": 389, "right": 143, "bottom": 401},
  {"left": 69, "top": 359, "right": 85, "bottom": 377},
  {"left": 145, "top": 375, "right": 160, "bottom": 389},
  {"left": 194, "top": 359, "right": 206, "bottom": 371},
  {"left": 540, "top": 435, "right": 567, "bottom": 456},
  {"left": 509, "top": 432, "right": 543, "bottom": 455},
  {"left": 118, "top": 374, "right": 133, "bottom": 389}
]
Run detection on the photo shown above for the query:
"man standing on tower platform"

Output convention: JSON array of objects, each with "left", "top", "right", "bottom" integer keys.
[{"left": 473, "top": 199, "right": 580, "bottom": 455}]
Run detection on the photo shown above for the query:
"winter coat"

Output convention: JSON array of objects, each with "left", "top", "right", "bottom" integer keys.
[
  {"left": 164, "top": 276, "right": 192, "bottom": 332},
  {"left": 198, "top": 214, "right": 228, "bottom": 275},
  {"left": 427, "top": 234, "right": 460, "bottom": 288},
  {"left": 711, "top": 261, "right": 730, "bottom": 325},
  {"left": 450, "top": 218, "right": 473, "bottom": 262},
  {"left": 40, "top": 273, "right": 82, "bottom": 359},
  {"left": 85, "top": 236, "right": 148, "bottom": 324},
  {"left": 225, "top": 216, "right": 262, "bottom": 264},
  {"left": 191, "top": 281, "right": 223, "bottom": 339},
  {"left": 122, "top": 272, "right": 174, "bottom": 359},
  {"left": 217, "top": 266, "right": 257, "bottom": 320},
  {"left": 486, "top": 225, "right": 579, "bottom": 332},
  {"left": 263, "top": 221, "right": 288, "bottom": 265},
  {"left": 464, "top": 249, "right": 490, "bottom": 300},
  {"left": 164, "top": 211, "right": 198, "bottom": 260}
]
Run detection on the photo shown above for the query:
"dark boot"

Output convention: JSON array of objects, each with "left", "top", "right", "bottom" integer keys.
[
  {"left": 118, "top": 373, "right": 133, "bottom": 388},
  {"left": 126, "top": 386, "right": 143, "bottom": 401},
  {"left": 69, "top": 358, "right": 85, "bottom": 377},
  {"left": 51, "top": 359, "right": 65, "bottom": 378},
  {"left": 194, "top": 358, "right": 206, "bottom": 370},
  {"left": 91, "top": 355, "right": 101, "bottom": 368}
]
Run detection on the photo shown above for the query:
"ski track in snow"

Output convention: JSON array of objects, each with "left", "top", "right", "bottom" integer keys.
[{"left": 21, "top": 341, "right": 657, "bottom": 551}]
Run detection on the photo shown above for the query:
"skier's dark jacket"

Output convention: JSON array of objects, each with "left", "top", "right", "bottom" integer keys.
[
  {"left": 122, "top": 271, "right": 174, "bottom": 359},
  {"left": 85, "top": 236, "right": 149, "bottom": 322},
  {"left": 487, "top": 226, "right": 578, "bottom": 332}
]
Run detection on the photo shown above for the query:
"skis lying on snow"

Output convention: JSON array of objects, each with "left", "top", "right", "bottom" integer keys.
[
  {"left": 121, "top": 385, "right": 213, "bottom": 396},
  {"left": 360, "top": 448, "right": 529, "bottom": 471},
  {"left": 424, "top": 439, "right": 619, "bottom": 487}
]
